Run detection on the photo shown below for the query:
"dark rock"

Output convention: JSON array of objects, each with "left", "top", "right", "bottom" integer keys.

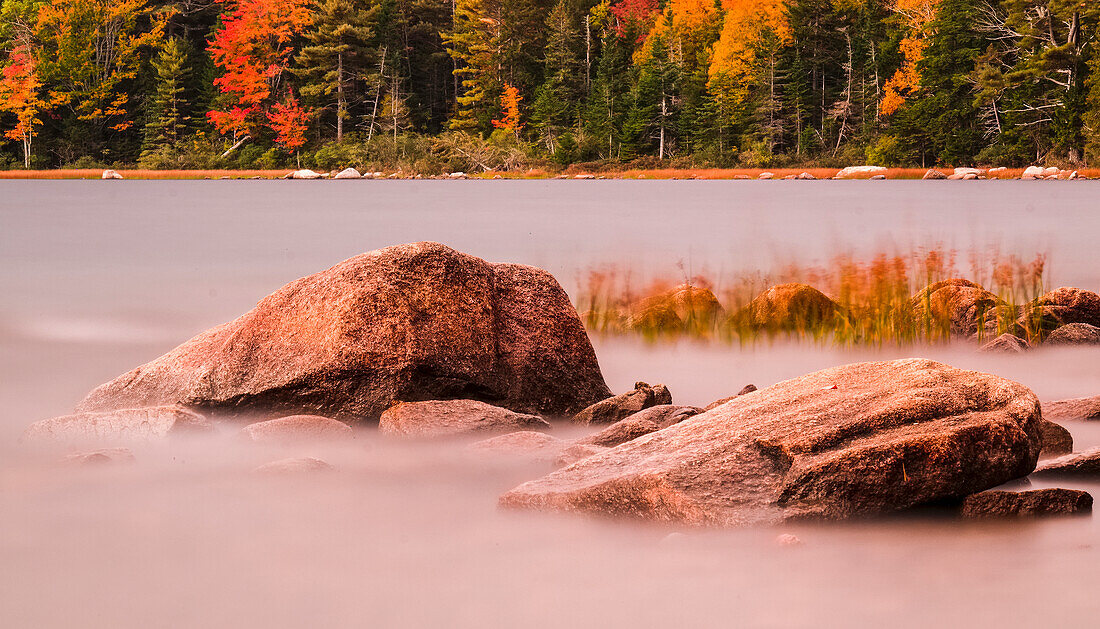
[
  {"left": 1045, "top": 323, "right": 1100, "bottom": 346},
  {"left": 24, "top": 406, "right": 212, "bottom": 443},
  {"left": 702, "top": 385, "right": 759, "bottom": 411},
  {"left": 960, "top": 489, "right": 1092, "bottom": 517},
  {"left": 571, "top": 382, "right": 672, "bottom": 426},
  {"left": 1038, "top": 420, "right": 1072, "bottom": 458},
  {"left": 979, "top": 333, "right": 1029, "bottom": 353},
  {"left": 739, "top": 284, "right": 838, "bottom": 331},
  {"left": 1027, "top": 287, "right": 1100, "bottom": 331},
  {"left": 239, "top": 415, "right": 353, "bottom": 443},
  {"left": 75, "top": 242, "right": 610, "bottom": 422},
  {"left": 500, "top": 359, "right": 1041, "bottom": 526},
  {"left": 1043, "top": 396, "right": 1100, "bottom": 421},
  {"left": 380, "top": 399, "right": 550, "bottom": 438},
  {"left": 1033, "top": 447, "right": 1100, "bottom": 476}
]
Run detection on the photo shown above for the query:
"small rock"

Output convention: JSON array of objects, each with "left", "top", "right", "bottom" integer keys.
[
  {"left": 1043, "top": 396, "right": 1100, "bottom": 421},
  {"left": 1038, "top": 420, "right": 1073, "bottom": 458},
  {"left": 979, "top": 333, "right": 1029, "bottom": 353},
  {"left": 577, "top": 406, "right": 700, "bottom": 448},
  {"left": 775, "top": 533, "right": 803, "bottom": 546},
  {"left": 1033, "top": 448, "right": 1100, "bottom": 476},
  {"left": 1042, "top": 166, "right": 1060, "bottom": 177},
  {"left": 961, "top": 489, "right": 1092, "bottom": 517},
  {"left": 447, "top": 172, "right": 467, "bottom": 179},
  {"left": 239, "top": 415, "right": 353, "bottom": 444},
  {"left": 796, "top": 172, "right": 816, "bottom": 180},
  {"left": 573, "top": 174, "right": 596, "bottom": 179},
  {"left": 758, "top": 172, "right": 775, "bottom": 180},
  {"left": 1045, "top": 323, "right": 1100, "bottom": 346},
  {"left": 287, "top": 169, "right": 323, "bottom": 180},
  {"left": 571, "top": 382, "right": 672, "bottom": 426},
  {"left": 703, "top": 385, "right": 759, "bottom": 411},
  {"left": 869, "top": 174, "right": 887, "bottom": 180},
  {"left": 334, "top": 167, "right": 361, "bottom": 179},
  {"left": 954, "top": 167, "right": 986, "bottom": 177},
  {"left": 835, "top": 165, "right": 888, "bottom": 179},
  {"left": 659, "top": 532, "right": 688, "bottom": 546},
  {"left": 922, "top": 169, "right": 948, "bottom": 180},
  {"left": 466, "top": 431, "right": 565, "bottom": 463},
  {"left": 101, "top": 170, "right": 123, "bottom": 180},
  {"left": 24, "top": 406, "right": 212, "bottom": 443},
  {"left": 740, "top": 283, "right": 837, "bottom": 331},
  {"left": 253, "top": 457, "right": 334, "bottom": 474},
  {"left": 1022, "top": 166, "right": 1045, "bottom": 179},
  {"left": 380, "top": 399, "right": 550, "bottom": 438},
  {"left": 64, "top": 448, "right": 135, "bottom": 466}
]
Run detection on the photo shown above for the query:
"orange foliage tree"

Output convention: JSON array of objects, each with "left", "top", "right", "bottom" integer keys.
[
  {"left": 880, "top": 0, "right": 941, "bottom": 116},
  {"left": 0, "top": 44, "right": 43, "bottom": 167},
  {"left": 492, "top": 83, "right": 523, "bottom": 138},
  {"left": 207, "top": 0, "right": 311, "bottom": 149},
  {"left": 267, "top": 92, "right": 310, "bottom": 165}
]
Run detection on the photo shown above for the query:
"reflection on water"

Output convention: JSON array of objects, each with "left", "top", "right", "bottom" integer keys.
[{"left": 2, "top": 181, "right": 1100, "bottom": 627}]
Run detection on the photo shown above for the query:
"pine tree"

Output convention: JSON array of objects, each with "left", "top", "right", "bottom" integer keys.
[
  {"left": 293, "top": 0, "right": 378, "bottom": 142},
  {"left": 531, "top": 0, "right": 583, "bottom": 153},
  {"left": 141, "top": 37, "right": 191, "bottom": 160}
]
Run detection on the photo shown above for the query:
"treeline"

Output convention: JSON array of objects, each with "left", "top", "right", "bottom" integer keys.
[{"left": 1, "top": 0, "right": 1098, "bottom": 171}]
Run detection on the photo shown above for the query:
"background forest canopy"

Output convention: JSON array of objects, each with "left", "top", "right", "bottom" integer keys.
[{"left": 1, "top": 0, "right": 1099, "bottom": 172}]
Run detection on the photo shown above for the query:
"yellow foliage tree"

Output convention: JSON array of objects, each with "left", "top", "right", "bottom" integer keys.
[
  {"left": 634, "top": 0, "right": 722, "bottom": 66},
  {"left": 707, "top": 0, "right": 790, "bottom": 108},
  {"left": 880, "top": 0, "right": 941, "bottom": 116}
]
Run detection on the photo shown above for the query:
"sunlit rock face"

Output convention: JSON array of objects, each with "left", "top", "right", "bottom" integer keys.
[
  {"left": 77, "top": 242, "right": 611, "bottom": 422},
  {"left": 502, "top": 359, "right": 1042, "bottom": 527}
]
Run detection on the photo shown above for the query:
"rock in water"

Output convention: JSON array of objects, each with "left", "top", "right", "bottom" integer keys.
[
  {"left": 380, "top": 399, "right": 550, "bottom": 438},
  {"left": 628, "top": 284, "right": 723, "bottom": 333},
  {"left": 911, "top": 279, "right": 1001, "bottom": 338},
  {"left": 64, "top": 448, "right": 135, "bottom": 466},
  {"left": 24, "top": 406, "right": 212, "bottom": 443},
  {"left": 1033, "top": 448, "right": 1100, "bottom": 476},
  {"left": 961, "top": 489, "right": 1092, "bottom": 517},
  {"left": 740, "top": 284, "right": 838, "bottom": 331},
  {"left": 578, "top": 405, "right": 701, "bottom": 448},
  {"left": 467, "top": 431, "right": 565, "bottom": 463},
  {"left": 239, "top": 415, "right": 353, "bottom": 443},
  {"left": 1038, "top": 420, "right": 1073, "bottom": 458},
  {"left": 1027, "top": 287, "right": 1100, "bottom": 331},
  {"left": 979, "top": 334, "right": 1030, "bottom": 353},
  {"left": 1043, "top": 396, "right": 1100, "bottom": 421},
  {"left": 333, "top": 168, "right": 361, "bottom": 179},
  {"left": 571, "top": 382, "right": 672, "bottom": 425},
  {"left": 500, "top": 359, "right": 1041, "bottom": 527},
  {"left": 1045, "top": 323, "right": 1100, "bottom": 346},
  {"left": 253, "top": 457, "right": 335, "bottom": 474},
  {"left": 75, "top": 242, "right": 610, "bottom": 422}
]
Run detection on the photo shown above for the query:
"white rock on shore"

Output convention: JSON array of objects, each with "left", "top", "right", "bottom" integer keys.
[{"left": 835, "top": 165, "right": 888, "bottom": 179}]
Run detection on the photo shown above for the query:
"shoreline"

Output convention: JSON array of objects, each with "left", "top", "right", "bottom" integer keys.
[{"left": 1, "top": 166, "right": 1096, "bottom": 181}]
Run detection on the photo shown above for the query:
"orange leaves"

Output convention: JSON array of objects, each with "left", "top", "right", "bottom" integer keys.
[
  {"left": 207, "top": 0, "right": 311, "bottom": 139},
  {"left": 880, "top": 0, "right": 941, "bottom": 116},
  {"left": 492, "top": 83, "right": 523, "bottom": 136},
  {"left": 635, "top": 0, "right": 721, "bottom": 64},
  {"left": 0, "top": 45, "right": 42, "bottom": 139},
  {"left": 267, "top": 93, "right": 310, "bottom": 152},
  {"left": 707, "top": 0, "right": 789, "bottom": 107}
]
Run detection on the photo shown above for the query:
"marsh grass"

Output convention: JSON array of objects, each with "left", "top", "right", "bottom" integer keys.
[{"left": 579, "top": 247, "right": 1052, "bottom": 347}]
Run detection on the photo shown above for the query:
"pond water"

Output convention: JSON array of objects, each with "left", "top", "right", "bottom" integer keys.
[{"left": 2, "top": 181, "right": 1099, "bottom": 627}]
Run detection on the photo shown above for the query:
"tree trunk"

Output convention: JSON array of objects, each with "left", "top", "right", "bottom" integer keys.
[{"left": 337, "top": 51, "right": 344, "bottom": 142}]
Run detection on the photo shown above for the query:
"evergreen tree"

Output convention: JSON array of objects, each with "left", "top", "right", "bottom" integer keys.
[
  {"left": 141, "top": 37, "right": 192, "bottom": 160},
  {"left": 531, "top": 0, "right": 583, "bottom": 154}
]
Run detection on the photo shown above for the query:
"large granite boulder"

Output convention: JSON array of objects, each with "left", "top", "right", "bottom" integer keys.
[
  {"left": 24, "top": 406, "right": 212, "bottom": 443},
  {"left": 571, "top": 382, "right": 672, "bottom": 426},
  {"left": 1027, "top": 288, "right": 1100, "bottom": 331},
  {"left": 500, "top": 359, "right": 1041, "bottom": 526},
  {"left": 739, "top": 283, "right": 838, "bottom": 331},
  {"left": 910, "top": 279, "right": 1001, "bottom": 338},
  {"left": 379, "top": 399, "right": 550, "bottom": 438},
  {"left": 75, "top": 242, "right": 610, "bottom": 422}
]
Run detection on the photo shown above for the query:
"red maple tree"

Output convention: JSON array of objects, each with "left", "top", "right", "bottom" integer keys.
[
  {"left": 0, "top": 45, "right": 43, "bottom": 168},
  {"left": 268, "top": 92, "right": 309, "bottom": 164}
]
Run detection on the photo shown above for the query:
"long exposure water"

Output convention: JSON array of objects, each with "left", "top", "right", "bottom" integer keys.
[{"left": 2, "top": 180, "right": 1099, "bottom": 627}]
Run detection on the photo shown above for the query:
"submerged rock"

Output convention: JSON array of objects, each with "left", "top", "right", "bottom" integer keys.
[
  {"left": 1045, "top": 322, "right": 1100, "bottom": 346},
  {"left": 239, "top": 415, "right": 352, "bottom": 443},
  {"left": 500, "top": 359, "right": 1041, "bottom": 527},
  {"left": 24, "top": 406, "right": 212, "bottom": 443},
  {"left": 1037, "top": 420, "right": 1072, "bottom": 458},
  {"left": 960, "top": 489, "right": 1092, "bottom": 518},
  {"left": 253, "top": 457, "right": 334, "bottom": 474},
  {"left": 556, "top": 443, "right": 609, "bottom": 467},
  {"left": 64, "top": 448, "right": 135, "bottom": 466},
  {"left": 740, "top": 284, "right": 837, "bottom": 331},
  {"left": 979, "top": 333, "right": 1029, "bottom": 353},
  {"left": 75, "top": 242, "right": 610, "bottom": 422},
  {"left": 467, "top": 431, "right": 565, "bottom": 463},
  {"left": 571, "top": 382, "right": 672, "bottom": 426},
  {"left": 1043, "top": 396, "right": 1100, "bottom": 421},
  {"left": 1033, "top": 448, "right": 1100, "bottom": 476},
  {"left": 380, "top": 399, "right": 550, "bottom": 438}
]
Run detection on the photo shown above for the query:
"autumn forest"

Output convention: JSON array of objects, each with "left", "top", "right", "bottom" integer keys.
[{"left": 0, "top": 0, "right": 1098, "bottom": 172}]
